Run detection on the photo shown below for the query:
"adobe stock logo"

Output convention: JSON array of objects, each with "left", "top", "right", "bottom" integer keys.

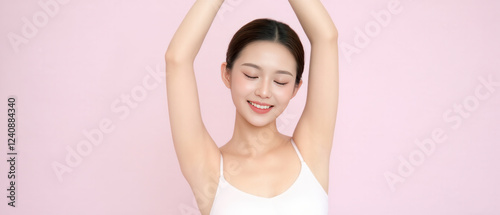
[
  {"left": 340, "top": 0, "right": 403, "bottom": 63},
  {"left": 7, "top": 0, "right": 70, "bottom": 53},
  {"left": 51, "top": 64, "right": 165, "bottom": 182},
  {"left": 384, "top": 74, "right": 499, "bottom": 192}
]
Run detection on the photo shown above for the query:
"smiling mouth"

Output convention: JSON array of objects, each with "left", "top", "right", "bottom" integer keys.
[{"left": 247, "top": 100, "right": 273, "bottom": 110}]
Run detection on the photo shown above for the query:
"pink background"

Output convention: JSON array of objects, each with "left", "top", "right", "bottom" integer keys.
[{"left": 1, "top": 0, "right": 499, "bottom": 214}]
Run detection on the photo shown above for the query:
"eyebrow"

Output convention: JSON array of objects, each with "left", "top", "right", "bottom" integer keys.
[{"left": 241, "top": 63, "right": 293, "bottom": 76}]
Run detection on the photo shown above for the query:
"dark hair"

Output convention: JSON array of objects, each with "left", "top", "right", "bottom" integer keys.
[{"left": 225, "top": 18, "right": 304, "bottom": 85}]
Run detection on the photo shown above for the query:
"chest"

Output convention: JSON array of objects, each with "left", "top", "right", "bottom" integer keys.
[{"left": 222, "top": 150, "right": 301, "bottom": 198}]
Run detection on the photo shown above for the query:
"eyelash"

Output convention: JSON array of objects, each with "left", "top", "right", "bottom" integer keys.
[
  {"left": 244, "top": 73, "right": 288, "bottom": 86},
  {"left": 244, "top": 73, "right": 257, "bottom": 79}
]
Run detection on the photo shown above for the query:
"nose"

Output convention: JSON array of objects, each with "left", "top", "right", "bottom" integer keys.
[{"left": 255, "top": 80, "right": 271, "bottom": 99}]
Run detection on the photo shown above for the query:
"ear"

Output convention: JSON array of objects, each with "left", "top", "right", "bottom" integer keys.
[
  {"left": 291, "top": 79, "right": 303, "bottom": 98},
  {"left": 221, "top": 62, "right": 231, "bottom": 89}
]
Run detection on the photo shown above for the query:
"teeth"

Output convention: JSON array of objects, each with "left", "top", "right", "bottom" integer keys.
[{"left": 249, "top": 101, "right": 271, "bottom": 109}]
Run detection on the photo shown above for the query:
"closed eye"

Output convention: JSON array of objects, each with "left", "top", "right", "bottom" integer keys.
[
  {"left": 244, "top": 73, "right": 258, "bottom": 79},
  {"left": 274, "top": 81, "right": 287, "bottom": 86}
]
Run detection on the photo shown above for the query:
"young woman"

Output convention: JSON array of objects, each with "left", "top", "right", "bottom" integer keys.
[{"left": 165, "top": 0, "right": 338, "bottom": 214}]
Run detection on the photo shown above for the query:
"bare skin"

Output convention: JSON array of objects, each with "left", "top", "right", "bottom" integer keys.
[{"left": 165, "top": 0, "right": 338, "bottom": 214}]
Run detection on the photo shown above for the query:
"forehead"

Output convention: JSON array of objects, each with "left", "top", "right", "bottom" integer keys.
[{"left": 234, "top": 41, "right": 296, "bottom": 73}]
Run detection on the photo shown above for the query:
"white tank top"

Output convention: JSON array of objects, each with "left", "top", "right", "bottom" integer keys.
[{"left": 210, "top": 139, "right": 329, "bottom": 215}]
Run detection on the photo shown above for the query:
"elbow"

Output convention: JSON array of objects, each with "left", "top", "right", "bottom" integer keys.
[
  {"left": 311, "top": 32, "right": 338, "bottom": 46},
  {"left": 326, "top": 26, "right": 339, "bottom": 41},
  {"left": 164, "top": 51, "right": 195, "bottom": 77},
  {"left": 164, "top": 51, "right": 181, "bottom": 65},
  {"left": 164, "top": 52, "right": 178, "bottom": 75},
  {"left": 164, "top": 50, "right": 194, "bottom": 66},
  {"left": 312, "top": 27, "right": 338, "bottom": 44},
  {"left": 323, "top": 22, "right": 339, "bottom": 40}
]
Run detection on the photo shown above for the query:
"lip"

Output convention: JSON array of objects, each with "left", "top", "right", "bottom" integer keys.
[
  {"left": 247, "top": 100, "right": 273, "bottom": 114},
  {"left": 248, "top": 100, "right": 273, "bottom": 106}
]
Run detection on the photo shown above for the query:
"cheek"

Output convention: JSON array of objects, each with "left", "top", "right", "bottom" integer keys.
[
  {"left": 230, "top": 75, "right": 254, "bottom": 97},
  {"left": 273, "top": 86, "right": 295, "bottom": 103}
]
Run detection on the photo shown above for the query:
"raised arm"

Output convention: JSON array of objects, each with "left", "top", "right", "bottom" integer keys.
[
  {"left": 289, "top": 0, "right": 339, "bottom": 173},
  {"left": 165, "top": 0, "right": 223, "bottom": 183}
]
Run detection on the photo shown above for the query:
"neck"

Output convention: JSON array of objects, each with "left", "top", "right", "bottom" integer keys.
[{"left": 227, "top": 112, "right": 286, "bottom": 157}]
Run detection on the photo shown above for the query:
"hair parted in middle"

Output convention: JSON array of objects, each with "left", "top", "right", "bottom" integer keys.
[{"left": 225, "top": 18, "right": 305, "bottom": 86}]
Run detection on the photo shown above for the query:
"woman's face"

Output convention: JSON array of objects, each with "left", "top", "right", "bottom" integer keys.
[{"left": 221, "top": 41, "right": 302, "bottom": 127}]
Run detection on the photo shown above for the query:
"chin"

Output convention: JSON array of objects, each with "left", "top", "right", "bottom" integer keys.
[
  {"left": 239, "top": 111, "right": 270, "bottom": 126},
  {"left": 245, "top": 108, "right": 285, "bottom": 128},
  {"left": 248, "top": 118, "right": 274, "bottom": 127}
]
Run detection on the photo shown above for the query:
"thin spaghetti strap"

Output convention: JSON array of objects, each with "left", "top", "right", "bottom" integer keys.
[
  {"left": 290, "top": 139, "right": 304, "bottom": 162},
  {"left": 219, "top": 154, "right": 224, "bottom": 177}
]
